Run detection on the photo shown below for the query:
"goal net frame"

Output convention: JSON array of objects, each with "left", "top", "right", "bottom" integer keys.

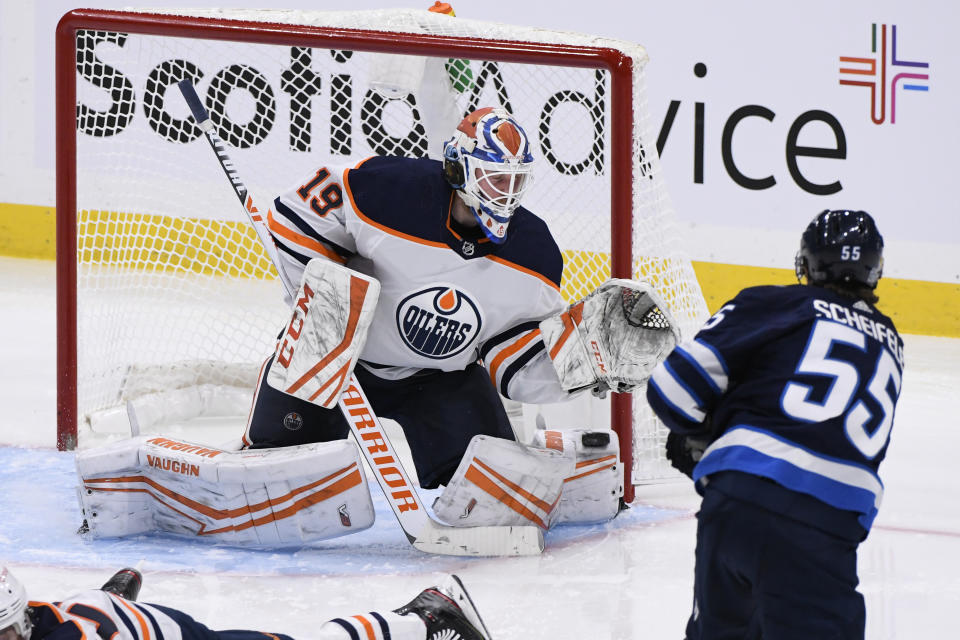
[{"left": 55, "top": 8, "right": 707, "bottom": 502}]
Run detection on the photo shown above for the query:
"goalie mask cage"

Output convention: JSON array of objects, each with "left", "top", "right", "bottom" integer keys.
[{"left": 55, "top": 8, "right": 708, "bottom": 500}]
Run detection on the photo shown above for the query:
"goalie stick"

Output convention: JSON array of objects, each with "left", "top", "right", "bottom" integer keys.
[{"left": 177, "top": 79, "right": 543, "bottom": 557}]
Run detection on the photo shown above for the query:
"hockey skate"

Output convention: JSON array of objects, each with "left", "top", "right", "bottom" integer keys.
[
  {"left": 100, "top": 568, "right": 143, "bottom": 601},
  {"left": 394, "top": 574, "right": 492, "bottom": 640}
]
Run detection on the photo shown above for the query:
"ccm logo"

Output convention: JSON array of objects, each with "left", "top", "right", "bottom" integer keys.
[
  {"left": 276, "top": 283, "right": 315, "bottom": 368},
  {"left": 590, "top": 339, "right": 607, "bottom": 373}
]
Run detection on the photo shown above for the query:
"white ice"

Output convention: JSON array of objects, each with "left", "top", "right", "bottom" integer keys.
[{"left": 1, "top": 256, "right": 957, "bottom": 639}]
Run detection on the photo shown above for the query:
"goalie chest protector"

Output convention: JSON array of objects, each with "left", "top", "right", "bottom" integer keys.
[{"left": 272, "top": 156, "right": 565, "bottom": 374}]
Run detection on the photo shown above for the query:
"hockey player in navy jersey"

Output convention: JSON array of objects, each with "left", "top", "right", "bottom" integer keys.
[
  {"left": 647, "top": 210, "right": 902, "bottom": 639},
  {"left": 235, "top": 105, "right": 677, "bottom": 530},
  {"left": 0, "top": 565, "right": 492, "bottom": 640}
]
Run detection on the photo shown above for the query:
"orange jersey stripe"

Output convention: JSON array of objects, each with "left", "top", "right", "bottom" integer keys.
[
  {"left": 341, "top": 160, "right": 559, "bottom": 293},
  {"left": 487, "top": 328, "right": 542, "bottom": 388},
  {"left": 548, "top": 302, "right": 584, "bottom": 360},
  {"left": 268, "top": 209, "right": 347, "bottom": 264},
  {"left": 485, "top": 254, "right": 561, "bottom": 292},
  {"left": 110, "top": 594, "right": 151, "bottom": 640},
  {"left": 29, "top": 602, "right": 66, "bottom": 622},
  {"left": 351, "top": 615, "right": 378, "bottom": 640}
]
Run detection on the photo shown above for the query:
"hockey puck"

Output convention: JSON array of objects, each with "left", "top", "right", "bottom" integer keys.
[{"left": 581, "top": 432, "right": 611, "bottom": 447}]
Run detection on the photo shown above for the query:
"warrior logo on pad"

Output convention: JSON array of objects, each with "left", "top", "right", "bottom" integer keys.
[{"left": 396, "top": 285, "right": 483, "bottom": 359}]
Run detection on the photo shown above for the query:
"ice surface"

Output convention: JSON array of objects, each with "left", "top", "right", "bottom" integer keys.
[{"left": 1, "top": 256, "right": 957, "bottom": 638}]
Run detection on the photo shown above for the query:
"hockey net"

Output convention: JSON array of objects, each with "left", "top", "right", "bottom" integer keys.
[{"left": 56, "top": 8, "right": 709, "bottom": 497}]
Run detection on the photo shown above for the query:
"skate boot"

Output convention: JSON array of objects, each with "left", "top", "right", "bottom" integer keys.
[
  {"left": 394, "top": 575, "right": 492, "bottom": 640},
  {"left": 100, "top": 568, "right": 143, "bottom": 601}
]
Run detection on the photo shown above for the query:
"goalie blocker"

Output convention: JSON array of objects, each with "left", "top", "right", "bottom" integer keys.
[
  {"left": 540, "top": 279, "right": 680, "bottom": 396},
  {"left": 267, "top": 257, "right": 380, "bottom": 408}
]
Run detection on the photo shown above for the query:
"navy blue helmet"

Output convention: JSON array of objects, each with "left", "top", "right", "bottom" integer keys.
[{"left": 795, "top": 209, "right": 884, "bottom": 289}]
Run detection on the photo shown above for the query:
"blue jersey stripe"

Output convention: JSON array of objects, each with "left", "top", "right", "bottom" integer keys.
[
  {"left": 275, "top": 239, "right": 312, "bottom": 266},
  {"left": 676, "top": 339, "right": 728, "bottom": 393},
  {"left": 109, "top": 600, "right": 140, "bottom": 640},
  {"left": 499, "top": 340, "right": 545, "bottom": 399},
  {"left": 329, "top": 619, "right": 361, "bottom": 640},
  {"left": 480, "top": 320, "right": 540, "bottom": 362},
  {"left": 369, "top": 611, "right": 391, "bottom": 640},
  {"left": 134, "top": 604, "right": 165, "bottom": 640},
  {"left": 694, "top": 425, "right": 883, "bottom": 530},
  {"left": 650, "top": 362, "right": 705, "bottom": 423},
  {"left": 274, "top": 198, "right": 354, "bottom": 258}
]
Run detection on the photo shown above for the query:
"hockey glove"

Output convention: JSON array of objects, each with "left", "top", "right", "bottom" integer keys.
[
  {"left": 665, "top": 432, "right": 710, "bottom": 479},
  {"left": 539, "top": 279, "right": 680, "bottom": 397}
]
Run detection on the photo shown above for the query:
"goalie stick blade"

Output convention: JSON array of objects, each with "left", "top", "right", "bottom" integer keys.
[{"left": 412, "top": 521, "right": 544, "bottom": 557}]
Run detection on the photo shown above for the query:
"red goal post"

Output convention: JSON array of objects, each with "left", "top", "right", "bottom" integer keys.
[{"left": 55, "top": 8, "right": 708, "bottom": 500}]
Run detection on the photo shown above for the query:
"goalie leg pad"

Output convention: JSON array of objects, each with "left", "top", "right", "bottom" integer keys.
[
  {"left": 539, "top": 279, "right": 680, "bottom": 395},
  {"left": 76, "top": 435, "right": 375, "bottom": 545},
  {"left": 267, "top": 258, "right": 381, "bottom": 408},
  {"left": 532, "top": 428, "right": 624, "bottom": 524},
  {"left": 432, "top": 435, "right": 573, "bottom": 529}
]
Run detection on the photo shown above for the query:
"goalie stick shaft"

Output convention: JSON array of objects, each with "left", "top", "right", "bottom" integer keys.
[
  {"left": 177, "top": 80, "right": 293, "bottom": 299},
  {"left": 177, "top": 80, "right": 543, "bottom": 556}
]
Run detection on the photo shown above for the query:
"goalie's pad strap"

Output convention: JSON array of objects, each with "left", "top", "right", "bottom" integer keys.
[
  {"left": 267, "top": 258, "right": 380, "bottom": 408},
  {"left": 532, "top": 428, "right": 624, "bottom": 524},
  {"left": 76, "top": 435, "right": 375, "bottom": 545},
  {"left": 433, "top": 436, "right": 573, "bottom": 529}
]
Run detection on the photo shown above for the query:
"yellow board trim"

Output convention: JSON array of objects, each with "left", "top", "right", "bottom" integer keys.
[
  {"left": 0, "top": 203, "right": 56, "bottom": 259},
  {"left": 2, "top": 201, "right": 958, "bottom": 337},
  {"left": 692, "top": 261, "right": 960, "bottom": 338}
]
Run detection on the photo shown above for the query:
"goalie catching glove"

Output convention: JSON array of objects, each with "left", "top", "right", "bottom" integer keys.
[
  {"left": 540, "top": 279, "right": 680, "bottom": 396},
  {"left": 268, "top": 258, "right": 380, "bottom": 408}
]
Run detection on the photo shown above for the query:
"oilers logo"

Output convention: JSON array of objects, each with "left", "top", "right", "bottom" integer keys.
[{"left": 396, "top": 285, "right": 482, "bottom": 359}]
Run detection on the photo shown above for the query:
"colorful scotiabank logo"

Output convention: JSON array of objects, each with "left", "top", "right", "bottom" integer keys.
[
  {"left": 839, "top": 24, "right": 930, "bottom": 124},
  {"left": 395, "top": 285, "right": 482, "bottom": 359}
]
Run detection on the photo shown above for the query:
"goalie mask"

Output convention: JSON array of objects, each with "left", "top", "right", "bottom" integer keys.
[
  {"left": 0, "top": 567, "right": 31, "bottom": 640},
  {"left": 443, "top": 107, "right": 534, "bottom": 244},
  {"left": 795, "top": 209, "right": 884, "bottom": 289}
]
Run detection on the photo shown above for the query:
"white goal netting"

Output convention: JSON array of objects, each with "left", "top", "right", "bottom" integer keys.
[{"left": 60, "top": 8, "right": 709, "bottom": 486}]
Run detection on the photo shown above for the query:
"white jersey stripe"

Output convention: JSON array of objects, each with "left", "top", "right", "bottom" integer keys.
[
  {"left": 701, "top": 426, "right": 884, "bottom": 511},
  {"left": 677, "top": 338, "right": 729, "bottom": 392},
  {"left": 650, "top": 362, "right": 706, "bottom": 423}
]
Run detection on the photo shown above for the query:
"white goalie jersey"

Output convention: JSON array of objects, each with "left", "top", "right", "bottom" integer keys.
[{"left": 267, "top": 155, "right": 571, "bottom": 403}]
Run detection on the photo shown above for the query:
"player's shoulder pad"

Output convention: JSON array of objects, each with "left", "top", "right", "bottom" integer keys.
[
  {"left": 704, "top": 284, "right": 814, "bottom": 333},
  {"left": 493, "top": 208, "right": 564, "bottom": 289},
  {"left": 729, "top": 284, "right": 811, "bottom": 307},
  {"left": 345, "top": 156, "right": 447, "bottom": 242}
]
